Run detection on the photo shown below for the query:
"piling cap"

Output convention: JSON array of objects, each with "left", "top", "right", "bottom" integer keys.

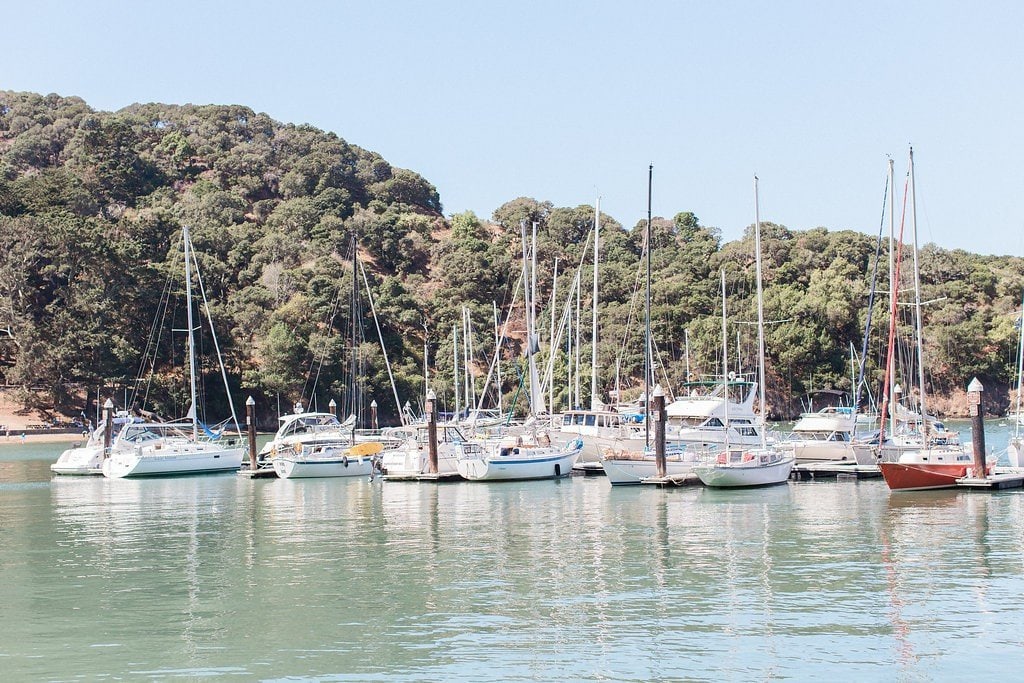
[
  {"left": 246, "top": 396, "right": 255, "bottom": 406},
  {"left": 426, "top": 389, "right": 436, "bottom": 401},
  {"left": 370, "top": 399, "right": 378, "bottom": 408},
  {"left": 893, "top": 383, "right": 902, "bottom": 395},
  {"left": 967, "top": 377, "right": 984, "bottom": 393},
  {"left": 652, "top": 384, "right": 665, "bottom": 397},
  {"left": 328, "top": 398, "right": 337, "bottom": 407},
  {"left": 103, "top": 398, "right": 114, "bottom": 409}
]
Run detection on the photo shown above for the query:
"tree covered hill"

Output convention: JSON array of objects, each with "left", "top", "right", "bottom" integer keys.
[{"left": 1, "top": 90, "right": 1022, "bottom": 423}]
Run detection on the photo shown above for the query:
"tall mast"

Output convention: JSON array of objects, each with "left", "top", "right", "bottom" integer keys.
[
  {"left": 494, "top": 301, "right": 503, "bottom": 417},
  {"left": 887, "top": 157, "right": 896, "bottom": 438},
  {"left": 721, "top": 269, "right": 730, "bottom": 449},
  {"left": 909, "top": 146, "right": 928, "bottom": 437},
  {"left": 182, "top": 225, "right": 198, "bottom": 442},
  {"left": 549, "top": 257, "right": 558, "bottom": 415},
  {"left": 522, "top": 222, "right": 542, "bottom": 416},
  {"left": 575, "top": 268, "right": 581, "bottom": 408},
  {"left": 645, "top": 164, "right": 653, "bottom": 448},
  {"left": 452, "top": 323, "right": 459, "bottom": 420},
  {"left": 754, "top": 176, "right": 767, "bottom": 448},
  {"left": 590, "top": 197, "right": 600, "bottom": 409}
]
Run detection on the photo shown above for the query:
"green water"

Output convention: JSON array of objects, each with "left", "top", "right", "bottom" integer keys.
[{"left": 2, "top": 422, "right": 1024, "bottom": 680}]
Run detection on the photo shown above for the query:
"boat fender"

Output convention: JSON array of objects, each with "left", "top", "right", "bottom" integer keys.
[
  {"left": 343, "top": 456, "right": 349, "bottom": 468},
  {"left": 555, "top": 463, "right": 561, "bottom": 477},
  {"left": 743, "top": 452, "right": 754, "bottom": 462}
]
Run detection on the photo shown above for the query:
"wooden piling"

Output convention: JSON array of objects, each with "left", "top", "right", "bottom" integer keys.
[
  {"left": 246, "top": 396, "right": 257, "bottom": 471},
  {"left": 653, "top": 385, "right": 666, "bottom": 478},
  {"left": 102, "top": 398, "right": 114, "bottom": 454},
  {"left": 426, "top": 389, "right": 438, "bottom": 474},
  {"left": 968, "top": 377, "right": 986, "bottom": 478}
]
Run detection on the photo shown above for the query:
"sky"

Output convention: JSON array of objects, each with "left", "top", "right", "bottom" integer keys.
[{"left": 6, "top": 0, "right": 1024, "bottom": 256}]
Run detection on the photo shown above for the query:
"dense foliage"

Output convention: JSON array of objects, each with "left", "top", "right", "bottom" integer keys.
[{"left": 2, "top": 91, "right": 1022, "bottom": 423}]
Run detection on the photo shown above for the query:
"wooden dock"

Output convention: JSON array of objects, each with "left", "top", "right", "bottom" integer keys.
[
  {"left": 956, "top": 471, "right": 1024, "bottom": 490},
  {"left": 383, "top": 471, "right": 463, "bottom": 482},
  {"left": 639, "top": 472, "right": 703, "bottom": 487},
  {"left": 790, "top": 462, "right": 881, "bottom": 481},
  {"left": 237, "top": 465, "right": 278, "bottom": 479}
]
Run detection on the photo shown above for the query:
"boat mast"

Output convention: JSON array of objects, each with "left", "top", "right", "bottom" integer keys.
[
  {"left": 453, "top": 323, "right": 459, "bottom": 420},
  {"left": 753, "top": 176, "right": 767, "bottom": 449},
  {"left": 909, "top": 147, "right": 928, "bottom": 439},
  {"left": 494, "top": 301, "right": 503, "bottom": 417},
  {"left": 1014, "top": 289, "right": 1024, "bottom": 440},
  {"left": 182, "top": 225, "right": 199, "bottom": 442},
  {"left": 645, "top": 164, "right": 653, "bottom": 448},
  {"left": 721, "top": 269, "right": 730, "bottom": 450},
  {"left": 887, "top": 158, "right": 896, "bottom": 438},
  {"left": 591, "top": 197, "right": 600, "bottom": 410}
]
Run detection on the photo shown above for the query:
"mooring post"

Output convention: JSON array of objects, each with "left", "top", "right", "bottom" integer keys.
[
  {"left": 328, "top": 398, "right": 337, "bottom": 416},
  {"left": 968, "top": 377, "right": 987, "bottom": 478},
  {"left": 426, "top": 389, "right": 438, "bottom": 474},
  {"left": 371, "top": 399, "right": 378, "bottom": 431},
  {"left": 246, "top": 396, "right": 257, "bottom": 471},
  {"left": 653, "top": 384, "right": 667, "bottom": 478},
  {"left": 102, "top": 398, "right": 114, "bottom": 455}
]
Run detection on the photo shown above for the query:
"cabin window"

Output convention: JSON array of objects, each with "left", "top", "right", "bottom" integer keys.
[
  {"left": 706, "top": 418, "right": 723, "bottom": 428},
  {"left": 584, "top": 415, "right": 596, "bottom": 427}
]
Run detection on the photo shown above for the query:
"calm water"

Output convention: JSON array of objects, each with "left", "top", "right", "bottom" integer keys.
[{"left": 2, "top": 422, "right": 1024, "bottom": 681}]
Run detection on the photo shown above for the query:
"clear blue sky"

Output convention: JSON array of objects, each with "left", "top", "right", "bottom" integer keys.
[{"left": 7, "top": 0, "right": 1024, "bottom": 256}]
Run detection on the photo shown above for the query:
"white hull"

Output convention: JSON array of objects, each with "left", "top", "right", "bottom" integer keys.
[
  {"left": 380, "top": 447, "right": 460, "bottom": 478},
  {"left": 693, "top": 449, "right": 794, "bottom": 488},
  {"left": 457, "top": 448, "right": 580, "bottom": 481},
  {"left": 789, "top": 441, "right": 876, "bottom": 465},
  {"left": 50, "top": 445, "right": 105, "bottom": 475},
  {"left": 273, "top": 454, "right": 375, "bottom": 478},
  {"left": 600, "top": 455, "right": 695, "bottom": 485},
  {"left": 1010, "top": 438, "right": 1024, "bottom": 468},
  {"left": 102, "top": 444, "right": 243, "bottom": 478}
]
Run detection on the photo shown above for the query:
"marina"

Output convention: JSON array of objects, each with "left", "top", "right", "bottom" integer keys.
[{"left": 2, "top": 421, "right": 1024, "bottom": 679}]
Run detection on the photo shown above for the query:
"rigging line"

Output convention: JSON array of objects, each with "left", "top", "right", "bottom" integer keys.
[
  {"left": 537, "top": 228, "right": 594, "bottom": 403},
  {"left": 303, "top": 272, "right": 347, "bottom": 406},
  {"left": 190, "top": 233, "right": 242, "bottom": 436},
  {"left": 358, "top": 259, "right": 406, "bottom": 425},
  {"left": 878, "top": 172, "right": 911, "bottom": 441},
  {"left": 854, "top": 166, "right": 890, "bottom": 411},
  {"left": 472, "top": 266, "right": 524, "bottom": 420},
  {"left": 614, "top": 228, "right": 648, "bottom": 386},
  {"left": 132, "top": 232, "right": 181, "bottom": 412}
]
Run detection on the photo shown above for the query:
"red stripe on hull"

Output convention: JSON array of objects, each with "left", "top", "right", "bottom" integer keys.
[{"left": 879, "top": 462, "right": 968, "bottom": 491}]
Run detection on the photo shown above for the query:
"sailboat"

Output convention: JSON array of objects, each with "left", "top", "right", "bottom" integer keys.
[
  {"left": 878, "top": 149, "right": 991, "bottom": 490},
  {"left": 455, "top": 221, "right": 582, "bottom": 481},
  {"left": 102, "top": 226, "right": 244, "bottom": 478},
  {"left": 694, "top": 177, "right": 794, "bottom": 488},
  {"left": 598, "top": 168, "right": 703, "bottom": 484}
]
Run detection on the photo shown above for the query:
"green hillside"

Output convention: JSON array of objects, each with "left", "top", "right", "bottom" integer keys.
[{"left": 2, "top": 91, "right": 1022, "bottom": 423}]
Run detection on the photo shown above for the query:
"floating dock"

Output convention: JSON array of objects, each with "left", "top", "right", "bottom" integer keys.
[
  {"left": 238, "top": 464, "right": 278, "bottom": 479},
  {"left": 956, "top": 469, "right": 1024, "bottom": 490},
  {"left": 383, "top": 471, "right": 463, "bottom": 482},
  {"left": 639, "top": 472, "right": 703, "bottom": 487},
  {"left": 791, "top": 462, "right": 881, "bottom": 481}
]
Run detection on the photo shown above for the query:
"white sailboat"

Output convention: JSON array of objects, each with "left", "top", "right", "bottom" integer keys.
[
  {"left": 273, "top": 440, "right": 384, "bottom": 479},
  {"left": 694, "top": 178, "right": 794, "bottom": 488},
  {"left": 102, "top": 226, "right": 244, "bottom": 478},
  {"left": 456, "top": 221, "right": 582, "bottom": 482}
]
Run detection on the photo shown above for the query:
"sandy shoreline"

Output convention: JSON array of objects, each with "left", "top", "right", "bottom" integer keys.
[{"left": 0, "top": 432, "right": 88, "bottom": 446}]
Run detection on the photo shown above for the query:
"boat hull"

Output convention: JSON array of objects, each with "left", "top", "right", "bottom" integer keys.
[
  {"left": 693, "top": 453, "right": 795, "bottom": 488},
  {"left": 457, "top": 448, "right": 580, "bottom": 481},
  {"left": 273, "top": 455, "right": 374, "bottom": 479},
  {"left": 50, "top": 445, "right": 105, "bottom": 475},
  {"left": 102, "top": 446, "right": 243, "bottom": 478},
  {"left": 599, "top": 451, "right": 697, "bottom": 485},
  {"left": 878, "top": 462, "right": 970, "bottom": 491}
]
